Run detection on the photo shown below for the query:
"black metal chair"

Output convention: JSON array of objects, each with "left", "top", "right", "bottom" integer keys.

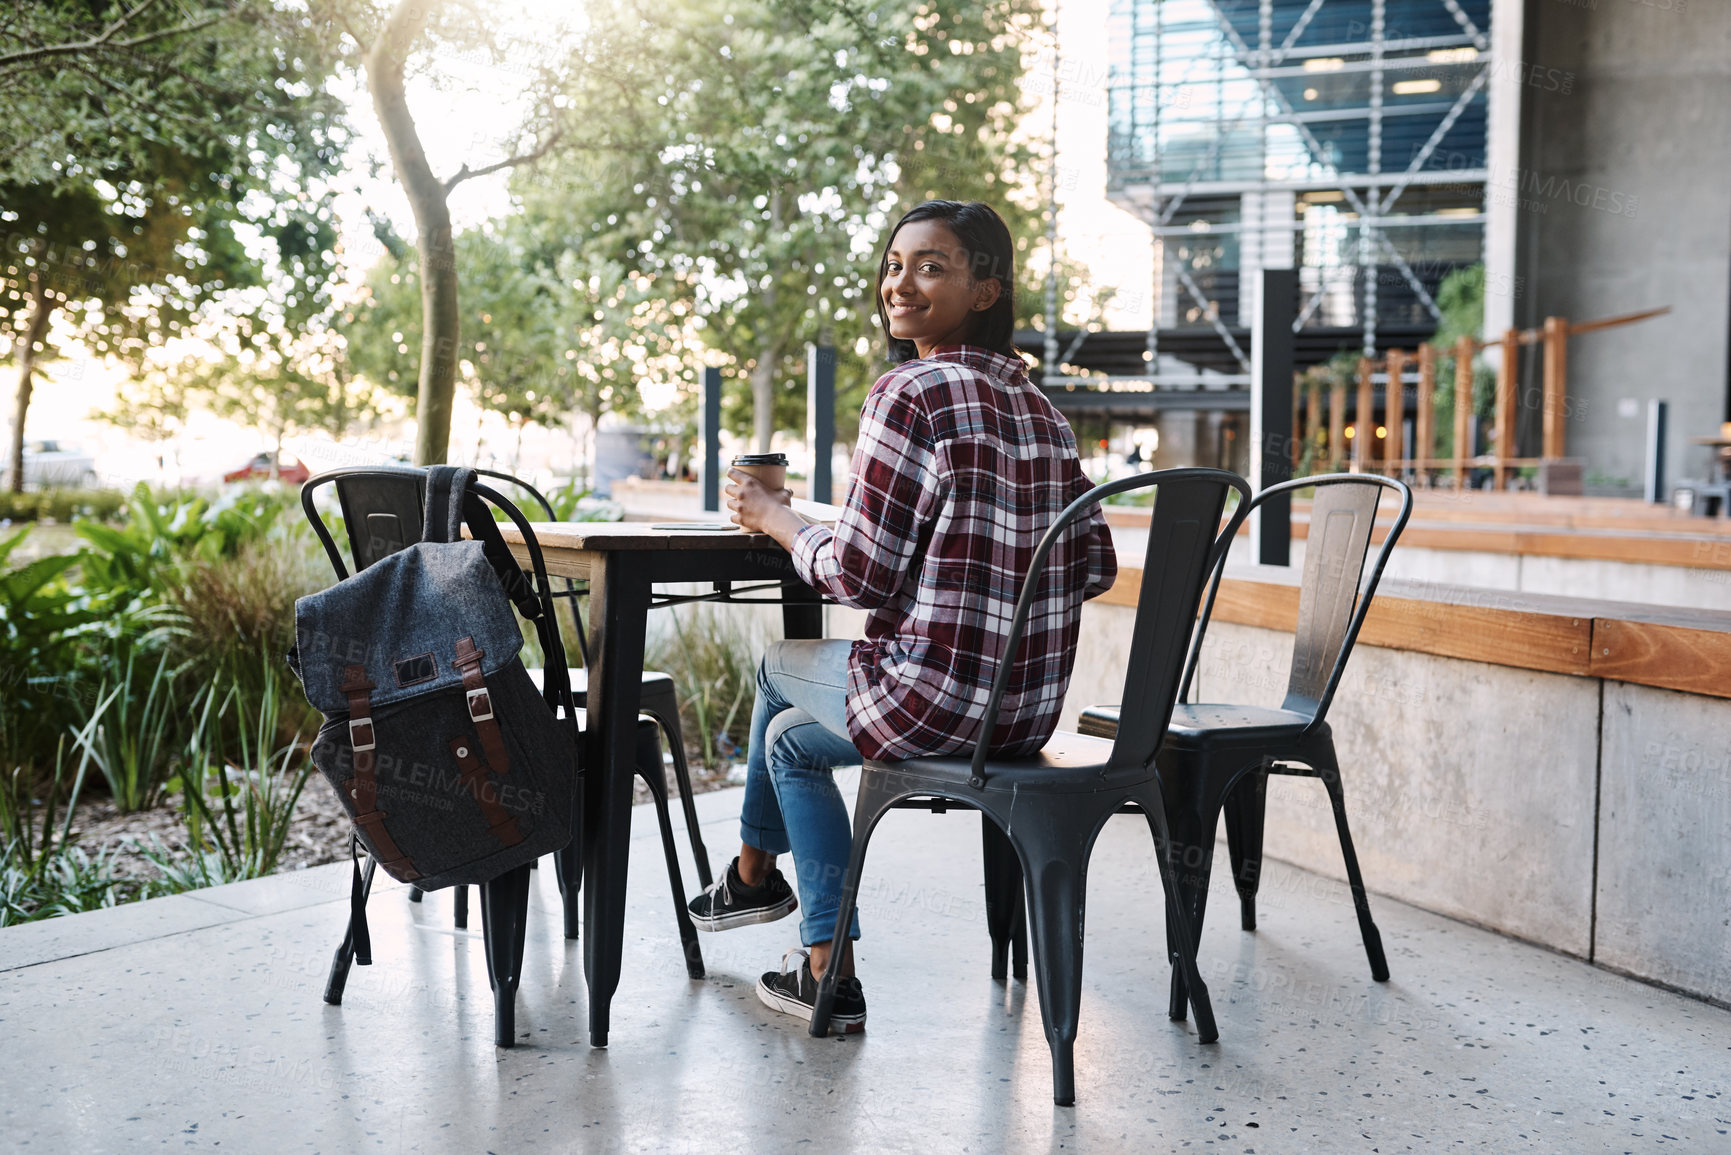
[
  {"left": 304, "top": 465, "right": 711, "bottom": 918},
  {"left": 810, "top": 467, "right": 1251, "bottom": 1106},
  {"left": 299, "top": 466, "right": 575, "bottom": 1044},
  {"left": 1075, "top": 473, "right": 1413, "bottom": 1022},
  {"left": 300, "top": 466, "right": 705, "bottom": 1043},
  {"left": 469, "top": 468, "right": 712, "bottom": 897}
]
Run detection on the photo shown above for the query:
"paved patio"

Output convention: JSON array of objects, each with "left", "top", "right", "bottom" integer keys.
[{"left": 2, "top": 773, "right": 1726, "bottom": 1152}]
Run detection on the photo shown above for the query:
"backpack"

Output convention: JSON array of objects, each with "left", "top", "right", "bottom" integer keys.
[{"left": 289, "top": 466, "right": 578, "bottom": 898}]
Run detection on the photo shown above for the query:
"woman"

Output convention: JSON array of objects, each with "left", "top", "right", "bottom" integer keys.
[{"left": 687, "top": 200, "right": 1116, "bottom": 1033}]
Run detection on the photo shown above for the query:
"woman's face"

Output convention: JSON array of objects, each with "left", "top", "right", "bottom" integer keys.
[{"left": 880, "top": 219, "right": 1001, "bottom": 359}]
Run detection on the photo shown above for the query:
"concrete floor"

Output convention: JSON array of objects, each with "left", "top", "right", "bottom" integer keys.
[{"left": 2, "top": 776, "right": 1727, "bottom": 1153}]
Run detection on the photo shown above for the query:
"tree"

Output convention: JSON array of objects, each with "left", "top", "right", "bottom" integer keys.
[
  {"left": 0, "top": 1, "right": 329, "bottom": 185},
  {"left": 317, "top": 0, "right": 571, "bottom": 465},
  {"left": 341, "top": 204, "right": 693, "bottom": 482},
  {"left": 1, "top": 1, "right": 347, "bottom": 491},
  {"left": 181, "top": 323, "right": 386, "bottom": 461},
  {"left": 547, "top": 0, "right": 1046, "bottom": 451}
]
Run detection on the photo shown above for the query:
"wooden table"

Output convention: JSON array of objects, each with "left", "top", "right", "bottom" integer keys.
[{"left": 498, "top": 521, "right": 823, "bottom": 1046}]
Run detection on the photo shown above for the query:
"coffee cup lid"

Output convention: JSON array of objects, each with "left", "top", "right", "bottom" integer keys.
[{"left": 732, "top": 453, "right": 788, "bottom": 466}]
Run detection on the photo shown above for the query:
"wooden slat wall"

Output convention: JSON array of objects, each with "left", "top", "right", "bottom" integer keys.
[
  {"left": 1102, "top": 506, "right": 1731, "bottom": 567},
  {"left": 1103, "top": 570, "right": 1728, "bottom": 697},
  {"left": 1590, "top": 619, "right": 1731, "bottom": 697}
]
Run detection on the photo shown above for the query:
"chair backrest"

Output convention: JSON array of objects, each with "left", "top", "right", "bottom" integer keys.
[
  {"left": 299, "top": 464, "right": 578, "bottom": 720},
  {"left": 468, "top": 469, "right": 588, "bottom": 666},
  {"left": 1179, "top": 473, "right": 1413, "bottom": 730},
  {"left": 301, "top": 466, "right": 426, "bottom": 580},
  {"left": 966, "top": 467, "right": 1251, "bottom": 786}
]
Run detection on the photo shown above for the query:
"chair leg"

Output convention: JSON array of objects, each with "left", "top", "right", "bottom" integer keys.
[
  {"left": 453, "top": 885, "right": 469, "bottom": 930},
  {"left": 1131, "top": 780, "right": 1218, "bottom": 1044},
  {"left": 810, "top": 772, "right": 900, "bottom": 1038},
  {"left": 554, "top": 843, "right": 582, "bottom": 940},
  {"left": 637, "top": 720, "right": 704, "bottom": 979},
  {"left": 1317, "top": 759, "right": 1390, "bottom": 982},
  {"left": 1161, "top": 791, "right": 1218, "bottom": 1026},
  {"left": 480, "top": 864, "right": 533, "bottom": 1047},
  {"left": 1011, "top": 821, "right": 1090, "bottom": 1105},
  {"left": 1222, "top": 768, "right": 1268, "bottom": 931},
  {"left": 981, "top": 814, "right": 1027, "bottom": 982},
  {"left": 408, "top": 885, "right": 423, "bottom": 904},
  {"left": 556, "top": 735, "right": 584, "bottom": 940},
  {"left": 644, "top": 691, "right": 712, "bottom": 890}
]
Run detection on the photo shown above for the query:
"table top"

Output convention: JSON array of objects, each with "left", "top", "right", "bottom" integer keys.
[{"left": 498, "top": 521, "right": 779, "bottom": 552}]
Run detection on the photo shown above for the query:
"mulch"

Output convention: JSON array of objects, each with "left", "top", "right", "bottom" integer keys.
[{"left": 63, "top": 756, "right": 741, "bottom": 886}]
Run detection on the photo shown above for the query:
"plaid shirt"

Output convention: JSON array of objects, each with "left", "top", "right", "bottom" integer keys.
[{"left": 789, "top": 345, "right": 1116, "bottom": 761}]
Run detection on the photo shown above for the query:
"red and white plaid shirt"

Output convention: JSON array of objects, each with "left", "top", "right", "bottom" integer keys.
[{"left": 789, "top": 345, "right": 1116, "bottom": 761}]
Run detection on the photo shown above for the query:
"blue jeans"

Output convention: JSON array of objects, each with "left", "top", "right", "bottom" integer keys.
[{"left": 738, "top": 639, "right": 864, "bottom": 946}]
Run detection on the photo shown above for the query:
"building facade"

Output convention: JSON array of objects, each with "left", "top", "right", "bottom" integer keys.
[{"left": 1097, "top": 0, "right": 1730, "bottom": 490}]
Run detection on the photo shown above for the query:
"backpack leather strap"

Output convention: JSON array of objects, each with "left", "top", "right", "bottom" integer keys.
[
  {"left": 448, "top": 737, "right": 524, "bottom": 847},
  {"left": 452, "top": 637, "right": 511, "bottom": 776},
  {"left": 339, "top": 664, "right": 421, "bottom": 881}
]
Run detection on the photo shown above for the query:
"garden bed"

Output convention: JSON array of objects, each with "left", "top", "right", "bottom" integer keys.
[
  {"left": 60, "top": 757, "right": 741, "bottom": 890},
  {"left": 2, "top": 483, "right": 755, "bottom": 926}
]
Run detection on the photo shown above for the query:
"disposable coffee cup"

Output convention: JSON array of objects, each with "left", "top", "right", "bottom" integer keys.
[{"left": 731, "top": 452, "right": 788, "bottom": 493}]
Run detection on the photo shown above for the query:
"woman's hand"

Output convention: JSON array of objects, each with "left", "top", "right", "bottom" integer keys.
[{"left": 725, "top": 468, "right": 806, "bottom": 548}]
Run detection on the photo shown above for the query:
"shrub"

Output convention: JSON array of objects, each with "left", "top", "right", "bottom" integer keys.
[
  {"left": 69, "top": 649, "right": 184, "bottom": 813},
  {"left": 0, "top": 489, "right": 128, "bottom": 525},
  {"left": 142, "top": 661, "right": 312, "bottom": 890},
  {"left": 0, "top": 528, "right": 137, "bottom": 785},
  {"left": 646, "top": 605, "right": 757, "bottom": 771},
  {"left": 165, "top": 530, "right": 326, "bottom": 746},
  {"left": 0, "top": 738, "right": 129, "bottom": 926}
]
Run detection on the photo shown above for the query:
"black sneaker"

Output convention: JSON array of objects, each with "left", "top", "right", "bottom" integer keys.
[
  {"left": 756, "top": 948, "right": 866, "bottom": 1034},
  {"left": 687, "top": 858, "right": 797, "bottom": 932}
]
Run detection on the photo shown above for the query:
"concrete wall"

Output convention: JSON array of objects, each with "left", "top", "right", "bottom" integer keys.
[
  {"left": 1594, "top": 682, "right": 1731, "bottom": 1003},
  {"left": 1062, "top": 600, "right": 1731, "bottom": 1006},
  {"left": 1519, "top": 0, "right": 1731, "bottom": 485}
]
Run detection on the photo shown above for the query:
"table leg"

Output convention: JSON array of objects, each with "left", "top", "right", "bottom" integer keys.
[
  {"left": 582, "top": 551, "right": 651, "bottom": 1047},
  {"left": 781, "top": 580, "right": 823, "bottom": 641}
]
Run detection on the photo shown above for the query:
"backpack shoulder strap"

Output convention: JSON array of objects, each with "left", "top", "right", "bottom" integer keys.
[{"left": 422, "top": 465, "right": 475, "bottom": 544}]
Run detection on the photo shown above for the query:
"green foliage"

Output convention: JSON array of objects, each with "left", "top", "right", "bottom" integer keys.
[
  {"left": 1433, "top": 265, "right": 1484, "bottom": 350},
  {"left": 0, "top": 488, "right": 127, "bottom": 524},
  {"left": 489, "top": 0, "right": 1046, "bottom": 446},
  {"left": 2, "top": 1, "right": 350, "bottom": 493},
  {"left": 147, "top": 663, "right": 311, "bottom": 888},
  {"left": 647, "top": 606, "right": 757, "bottom": 771},
  {"left": 1433, "top": 264, "right": 1498, "bottom": 425},
  {"left": 70, "top": 651, "right": 182, "bottom": 814},
  {"left": 0, "top": 528, "right": 117, "bottom": 780},
  {"left": 0, "top": 737, "right": 129, "bottom": 926},
  {"left": 110, "top": 324, "right": 390, "bottom": 453},
  {"left": 503, "top": 480, "right": 624, "bottom": 524},
  {"left": 73, "top": 484, "right": 293, "bottom": 597},
  {"left": 342, "top": 225, "right": 687, "bottom": 442},
  {"left": 0, "top": 2, "right": 349, "bottom": 188},
  {"left": 0, "top": 483, "right": 316, "bottom": 817}
]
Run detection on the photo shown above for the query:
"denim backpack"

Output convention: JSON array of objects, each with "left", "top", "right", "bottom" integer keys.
[{"left": 290, "top": 467, "right": 577, "bottom": 900}]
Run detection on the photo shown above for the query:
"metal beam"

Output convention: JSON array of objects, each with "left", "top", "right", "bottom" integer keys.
[{"left": 1041, "top": 388, "right": 1252, "bottom": 414}]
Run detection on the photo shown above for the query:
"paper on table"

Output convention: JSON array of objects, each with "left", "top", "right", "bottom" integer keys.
[{"left": 790, "top": 498, "right": 842, "bottom": 528}]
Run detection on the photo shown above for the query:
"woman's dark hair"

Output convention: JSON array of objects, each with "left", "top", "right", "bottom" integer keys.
[{"left": 874, "top": 200, "right": 1018, "bottom": 363}]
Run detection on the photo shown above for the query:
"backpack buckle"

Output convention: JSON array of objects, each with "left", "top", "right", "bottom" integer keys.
[
  {"left": 466, "top": 687, "right": 494, "bottom": 723},
  {"left": 348, "top": 717, "right": 376, "bottom": 752}
]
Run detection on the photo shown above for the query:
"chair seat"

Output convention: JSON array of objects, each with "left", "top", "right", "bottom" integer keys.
[
  {"left": 1078, "top": 702, "right": 1322, "bottom": 751},
  {"left": 1169, "top": 703, "right": 1315, "bottom": 744},
  {"left": 525, "top": 666, "right": 677, "bottom": 698},
  {"left": 868, "top": 729, "right": 1156, "bottom": 795}
]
